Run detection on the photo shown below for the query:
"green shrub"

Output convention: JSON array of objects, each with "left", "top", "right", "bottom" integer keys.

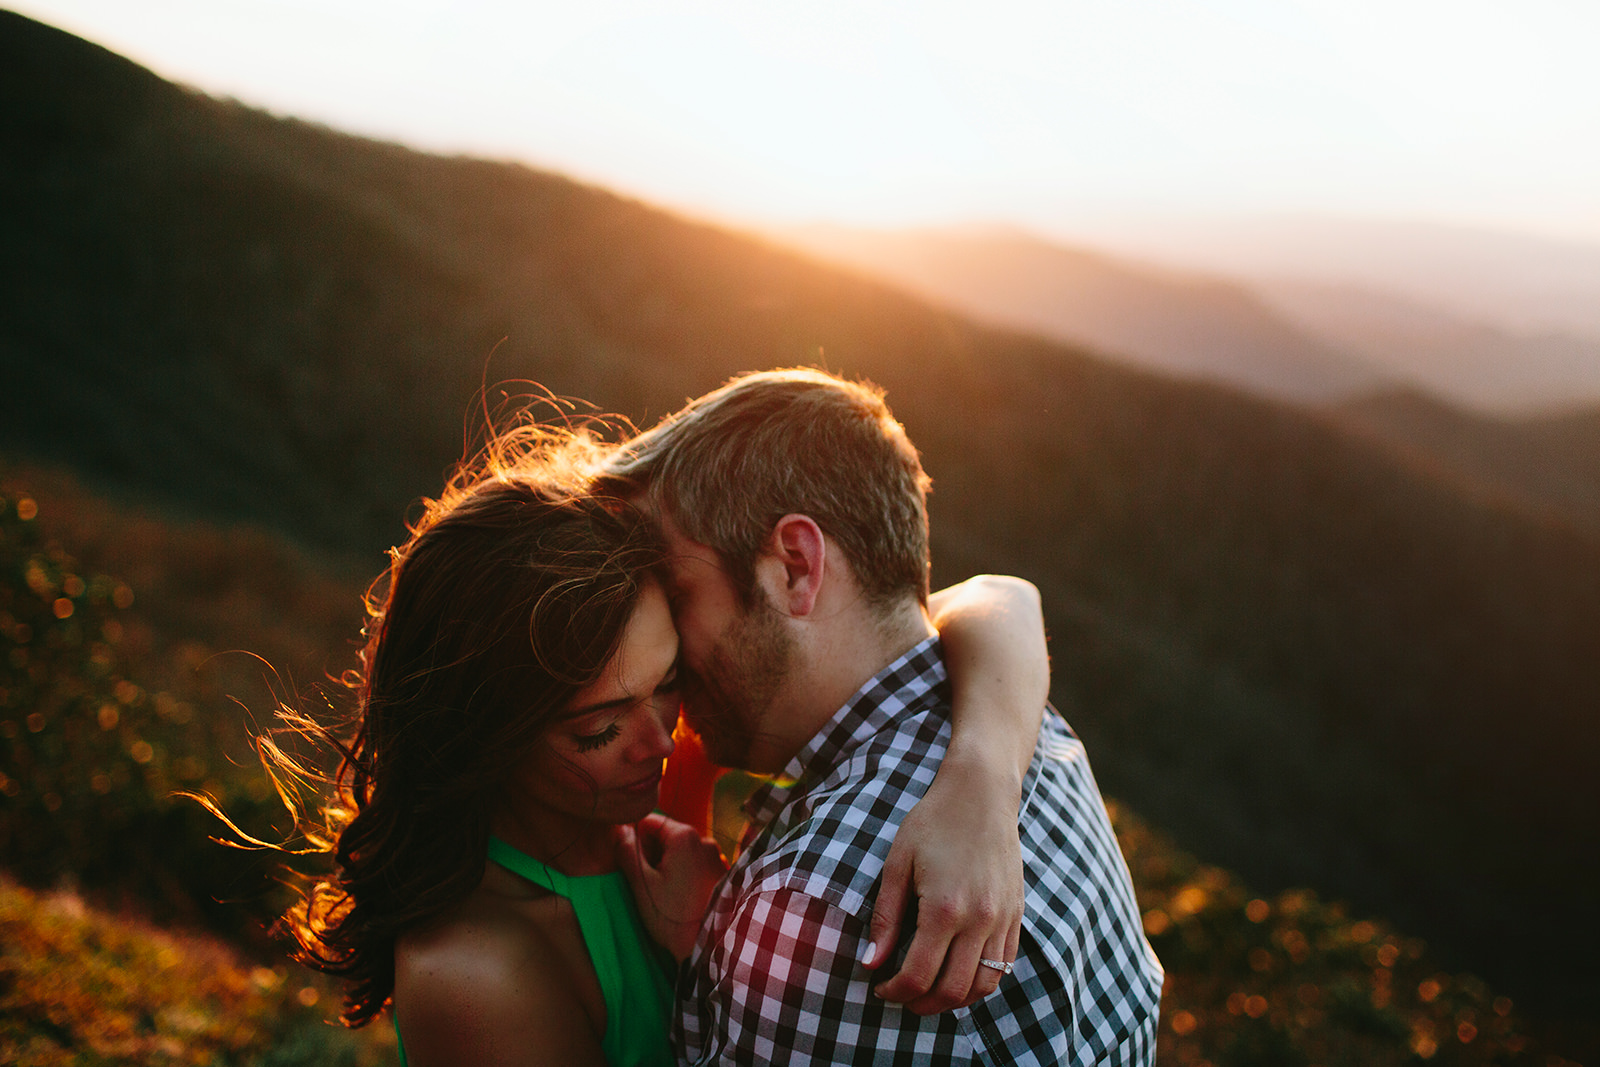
[{"left": 0, "top": 487, "right": 289, "bottom": 941}]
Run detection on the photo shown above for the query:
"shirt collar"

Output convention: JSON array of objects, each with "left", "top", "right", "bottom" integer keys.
[{"left": 741, "top": 635, "right": 947, "bottom": 832}]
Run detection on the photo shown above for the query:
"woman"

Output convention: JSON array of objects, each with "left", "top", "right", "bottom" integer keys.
[{"left": 271, "top": 423, "right": 1049, "bottom": 1066}]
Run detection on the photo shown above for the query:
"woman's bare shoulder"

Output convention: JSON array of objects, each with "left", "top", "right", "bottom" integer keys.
[{"left": 393, "top": 890, "right": 606, "bottom": 1067}]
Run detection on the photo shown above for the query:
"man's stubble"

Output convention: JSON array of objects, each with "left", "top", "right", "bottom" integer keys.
[{"left": 681, "top": 587, "right": 796, "bottom": 774}]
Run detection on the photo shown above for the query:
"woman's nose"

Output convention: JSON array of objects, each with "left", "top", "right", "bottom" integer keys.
[{"left": 628, "top": 705, "right": 676, "bottom": 762}]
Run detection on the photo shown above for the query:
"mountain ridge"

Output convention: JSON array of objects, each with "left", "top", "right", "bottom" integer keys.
[
  {"left": 1330, "top": 387, "right": 1600, "bottom": 538},
  {"left": 768, "top": 223, "right": 1386, "bottom": 404},
  {"left": 1257, "top": 278, "right": 1600, "bottom": 413},
  {"left": 772, "top": 221, "right": 1600, "bottom": 416},
  {"left": 1054, "top": 212, "right": 1600, "bottom": 342}
]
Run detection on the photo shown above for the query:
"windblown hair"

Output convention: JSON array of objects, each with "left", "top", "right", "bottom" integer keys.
[
  {"left": 601, "top": 368, "right": 932, "bottom": 609},
  {"left": 242, "top": 423, "right": 662, "bottom": 1027}
]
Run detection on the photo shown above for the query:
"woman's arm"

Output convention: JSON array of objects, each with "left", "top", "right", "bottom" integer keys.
[
  {"left": 929, "top": 573, "right": 1050, "bottom": 811},
  {"left": 866, "top": 574, "right": 1049, "bottom": 1014}
]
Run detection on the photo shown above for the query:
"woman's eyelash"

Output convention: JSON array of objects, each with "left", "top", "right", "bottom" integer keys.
[
  {"left": 573, "top": 668, "right": 681, "bottom": 750},
  {"left": 574, "top": 722, "right": 622, "bottom": 752}
]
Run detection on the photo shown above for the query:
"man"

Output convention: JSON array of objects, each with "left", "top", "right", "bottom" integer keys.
[{"left": 610, "top": 369, "right": 1163, "bottom": 1065}]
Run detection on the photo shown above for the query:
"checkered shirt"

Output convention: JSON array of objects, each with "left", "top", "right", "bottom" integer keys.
[{"left": 674, "top": 637, "right": 1163, "bottom": 1066}]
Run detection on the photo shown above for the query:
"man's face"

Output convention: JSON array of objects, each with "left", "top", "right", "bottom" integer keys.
[{"left": 653, "top": 507, "right": 794, "bottom": 773}]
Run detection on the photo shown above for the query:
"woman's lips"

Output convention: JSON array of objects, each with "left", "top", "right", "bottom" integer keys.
[{"left": 622, "top": 769, "right": 664, "bottom": 795}]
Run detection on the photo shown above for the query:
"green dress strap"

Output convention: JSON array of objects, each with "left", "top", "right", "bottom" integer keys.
[
  {"left": 487, "top": 836, "right": 676, "bottom": 1067},
  {"left": 394, "top": 838, "right": 676, "bottom": 1067}
]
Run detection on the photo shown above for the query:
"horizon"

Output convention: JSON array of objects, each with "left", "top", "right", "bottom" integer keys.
[{"left": 10, "top": 0, "right": 1600, "bottom": 249}]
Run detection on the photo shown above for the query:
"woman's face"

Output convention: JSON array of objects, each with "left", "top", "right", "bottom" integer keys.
[{"left": 510, "top": 578, "right": 681, "bottom": 829}]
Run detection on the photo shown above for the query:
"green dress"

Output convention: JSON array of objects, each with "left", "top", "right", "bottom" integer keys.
[{"left": 396, "top": 836, "right": 676, "bottom": 1067}]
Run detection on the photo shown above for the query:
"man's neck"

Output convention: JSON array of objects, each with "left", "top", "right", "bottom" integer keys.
[{"left": 758, "top": 597, "right": 936, "bottom": 773}]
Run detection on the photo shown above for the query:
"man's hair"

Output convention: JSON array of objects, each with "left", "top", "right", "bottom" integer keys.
[{"left": 602, "top": 368, "right": 932, "bottom": 609}]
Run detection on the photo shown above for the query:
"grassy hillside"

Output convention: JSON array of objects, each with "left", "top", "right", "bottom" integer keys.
[
  {"left": 0, "top": 822, "right": 1566, "bottom": 1067},
  {"left": 0, "top": 476, "right": 1572, "bottom": 1064},
  {"left": 0, "top": 470, "right": 352, "bottom": 952},
  {"left": 1, "top": 876, "right": 392, "bottom": 1065},
  {"left": 3, "top": 9, "right": 1598, "bottom": 1041}
]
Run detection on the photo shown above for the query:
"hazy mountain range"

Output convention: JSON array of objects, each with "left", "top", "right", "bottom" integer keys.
[
  {"left": 3, "top": 8, "right": 1598, "bottom": 1034},
  {"left": 770, "top": 224, "right": 1383, "bottom": 404},
  {"left": 1055, "top": 212, "right": 1600, "bottom": 344},
  {"left": 771, "top": 224, "right": 1600, "bottom": 415},
  {"left": 1257, "top": 277, "right": 1600, "bottom": 413}
]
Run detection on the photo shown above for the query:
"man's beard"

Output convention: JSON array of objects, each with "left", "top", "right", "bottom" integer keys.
[{"left": 682, "top": 593, "right": 794, "bottom": 773}]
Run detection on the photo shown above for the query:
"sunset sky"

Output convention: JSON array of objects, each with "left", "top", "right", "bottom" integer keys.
[{"left": 14, "top": 0, "right": 1600, "bottom": 245}]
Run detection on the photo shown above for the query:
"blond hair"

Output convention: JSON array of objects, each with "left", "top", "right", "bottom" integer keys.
[{"left": 602, "top": 368, "right": 931, "bottom": 609}]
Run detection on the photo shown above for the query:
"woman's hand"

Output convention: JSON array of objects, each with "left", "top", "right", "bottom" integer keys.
[
  {"left": 616, "top": 813, "right": 728, "bottom": 961},
  {"left": 863, "top": 751, "right": 1025, "bottom": 1013}
]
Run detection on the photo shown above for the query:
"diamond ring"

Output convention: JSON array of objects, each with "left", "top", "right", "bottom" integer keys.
[{"left": 978, "top": 958, "right": 1014, "bottom": 975}]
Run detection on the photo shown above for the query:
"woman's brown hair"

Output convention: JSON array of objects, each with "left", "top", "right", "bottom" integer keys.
[{"left": 227, "top": 422, "right": 662, "bottom": 1027}]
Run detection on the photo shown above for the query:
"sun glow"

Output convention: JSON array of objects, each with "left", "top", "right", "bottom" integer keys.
[{"left": 9, "top": 0, "right": 1600, "bottom": 239}]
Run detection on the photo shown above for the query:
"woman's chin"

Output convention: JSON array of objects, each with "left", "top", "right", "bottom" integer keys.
[
  {"left": 616, "top": 797, "right": 660, "bottom": 825},
  {"left": 606, "top": 775, "right": 664, "bottom": 824}
]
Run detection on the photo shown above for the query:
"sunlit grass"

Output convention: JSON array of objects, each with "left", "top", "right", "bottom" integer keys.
[
  {"left": 0, "top": 877, "right": 392, "bottom": 1066},
  {"left": 1, "top": 475, "right": 1583, "bottom": 1064},
  {"left": 1111, "top": 802, "right": 1563, "bottom": 1066}
]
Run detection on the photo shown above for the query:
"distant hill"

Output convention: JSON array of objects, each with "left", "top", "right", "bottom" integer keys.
[
  {"left": 770, "top": 224, "right": 1384, "bottom": 404},
  {"left": 3, "top": 9, "right": 1599, "bottom": 1032},
  {"left": 1054, "top": 212, "right": 1600, "bottom": 343},
  {"left": 771, "top": 223, "right": 1600, "bottom": 416},
  {"left": 1328, "top": 388, "right": 1600, "bottom": 537},
  {"left": 1254, "top": 279, "right": 1600, "bottom": 414}
]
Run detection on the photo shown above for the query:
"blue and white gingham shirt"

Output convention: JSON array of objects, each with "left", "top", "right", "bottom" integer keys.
[{"left": 675, "top": 637, "right": 1163, "bottom": 1066}]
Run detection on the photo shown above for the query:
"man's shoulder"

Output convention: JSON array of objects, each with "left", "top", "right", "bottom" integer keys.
[
  {"left": 1017, "top": 711, "right": 1140, "bottom": 903},
  {"left": 998, "top": 711, "right": 1164, "bottom": 1054},
  {"left": 740, "top": 697, "right": 952, "bottom": 915}
]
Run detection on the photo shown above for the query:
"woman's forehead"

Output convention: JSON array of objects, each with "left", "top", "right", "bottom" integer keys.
[{"left": 563, "top": 579, "right": 678, "bottom": 716}]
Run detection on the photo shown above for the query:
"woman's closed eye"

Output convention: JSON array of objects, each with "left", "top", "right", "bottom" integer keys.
[
  {"left": 571, "top": 661, "right": 681, "bottom": 752},
  {"left": 574, "top": 720, "right": 623, "bottom": 753}
]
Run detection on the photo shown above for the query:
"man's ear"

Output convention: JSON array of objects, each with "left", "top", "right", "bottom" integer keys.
[{"left": 758, "top": 514, "right": 826, "bottom": 617}]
